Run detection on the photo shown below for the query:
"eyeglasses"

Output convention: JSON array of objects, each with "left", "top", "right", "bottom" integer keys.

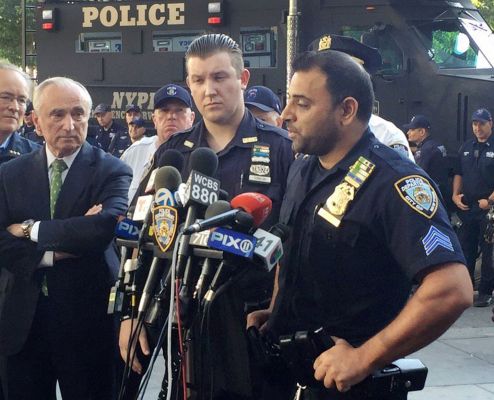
[{"left": 0, "top": 94, "right": 28, "bottom": 109}]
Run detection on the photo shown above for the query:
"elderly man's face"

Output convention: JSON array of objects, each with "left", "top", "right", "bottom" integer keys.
[
  {"left": 33, "top": 83, "right": 89, "bottom": 157},
  {"left": 0, "top": 69, "right": 29, "bottom": 138}
]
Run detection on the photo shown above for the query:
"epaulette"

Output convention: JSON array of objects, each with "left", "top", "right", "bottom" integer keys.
[{"left": 255, "top": 121, "right": 290, "bottom": 140}]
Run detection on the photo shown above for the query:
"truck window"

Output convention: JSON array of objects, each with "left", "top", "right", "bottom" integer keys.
[
  {"left": 413, "top": 12, "right": 494, "bottom": 69},
  {"left": 342, "top": 25, "right": 404, "bottom": 75}
]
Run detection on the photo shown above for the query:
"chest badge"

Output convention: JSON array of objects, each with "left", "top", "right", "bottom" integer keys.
[
  {"left": 394, "top": 175, "right": 438, "bottom": 219},
  {"left": 318, "top": 156, "right": 375, "bottom": 227},
  {"left": 249, "top": 143, "right": 271, "bottom": 184}
]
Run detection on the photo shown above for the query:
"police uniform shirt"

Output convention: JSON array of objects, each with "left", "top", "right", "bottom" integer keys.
[
  {"left": 269, "top": 129, "right": 465, "bottom": 345},
  {"left": 415, "top": 136, "right": 449, "bottom": 196},
  {"left": 153, "top": 110, "right": 294, "bottom": 227},
  {"left": 96, "top": 121, "right": 130, "bottom": 157},
  {"left": 0, "top": 132, "right": 41, "bottom": 166},
  {"left": 456, "top": 134, "right": 494, "bottom": 207}
]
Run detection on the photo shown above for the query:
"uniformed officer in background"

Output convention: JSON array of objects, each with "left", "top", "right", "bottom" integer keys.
[
  {"left": 404, "top": 115, "right": 450, "bottom": 201},
  {"left": 0, "top": 63, "right": 40, "bottom": 166},
  {"left": 453, "top": 108, "right": 494, "bottom": 307},
  {"left": 122, "top": 33, "right": 293, "bottom": 400},
  {"left": 19, "top": 101, "right": 43, "bottom": 145},
  {"left": 244, "top": 85, "right": 283, "bottom": 128},
  {"left": 247, "top": 48, "right": 472, "bottom": 400},
  {"left": 124, "top": 104, "right": 142, "bottom": 132},
  {"left": 308, "top": 34, "right": 414, "bottom": 162},
  {"left": 94, "top": 103, "right": 130, "bottom": 157}
]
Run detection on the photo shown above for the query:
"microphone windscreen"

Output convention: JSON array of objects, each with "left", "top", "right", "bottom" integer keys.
[
  {"left": 204, "top": 200, "right": 232, "bottom": 219},
  {"left": 154, "top": 166, "right": 182, "bottom": 192},
  {"left": 231, "top": 192, "right": 272, "bottom": 228},
  {"left": 157, "top": 149, "right": 185, "bottom": 173},
  {"left": 189, "top": 147, "right": 218, "bottom": 176}
]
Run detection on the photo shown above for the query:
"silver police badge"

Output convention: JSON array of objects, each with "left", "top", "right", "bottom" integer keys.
[
  {"left": 394, "top": 175, "right": 438, "bottom": 218},
  {"left": 152, "top": 205, "right": 178, "bottom": 252}
]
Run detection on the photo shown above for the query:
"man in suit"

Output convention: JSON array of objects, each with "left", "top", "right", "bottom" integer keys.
[{"left": 0, "top": 76, "right": 132, "bottom": 399}]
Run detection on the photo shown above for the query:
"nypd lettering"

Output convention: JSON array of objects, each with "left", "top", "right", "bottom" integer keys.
[
  {"left": 82, "top": 3, "right": 185, "bottom": 28},
  {"left": 394, "top": 175, "right": 438, "bottom": 219},
  {"left": 249, "top": 143, "right": 271, "bottom": 184}
]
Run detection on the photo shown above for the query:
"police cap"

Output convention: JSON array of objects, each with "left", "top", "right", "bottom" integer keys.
[
  {"left": 472, "top": 108, "right": 492, "bottom": 123},
  {"left": 125, "top": 104, "right": 141, "bottom": 113},
  {"left": 403, "top": 115, "right": 431, "bottom": 130},
  {"left": 129, "top": 117, "right": 146, "bottom": 127},
  {"left": 244, "top": 86, "right": 282, "bottom": 114},
  {"left": 154, "top": 84, "right": 192, "bottom": 110},
  {"left": 308, "top": 34, "right": 382, "bottom": 74},
  {"left": 94, "top": 103, "right": 112, "bottom": 114}
]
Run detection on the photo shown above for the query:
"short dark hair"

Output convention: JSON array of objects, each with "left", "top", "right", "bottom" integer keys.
[
  {"left": 292, "top": 50, "right": 374, "bottom": 122},
  {"left": 185, "top": 34, "right": 244, "bottom": 76}
]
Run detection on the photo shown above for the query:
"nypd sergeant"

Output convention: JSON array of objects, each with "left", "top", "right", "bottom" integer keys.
[{"left": 247, "top": 50, "right": 472, "bottom": 400}]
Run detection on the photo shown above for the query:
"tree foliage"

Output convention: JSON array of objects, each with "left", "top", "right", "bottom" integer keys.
[
  {"left": 0, "top": 0, "right": 22, "bottom": 65},
  {"left": 473, "top": 0, "right": 494, "bottom": 28}
]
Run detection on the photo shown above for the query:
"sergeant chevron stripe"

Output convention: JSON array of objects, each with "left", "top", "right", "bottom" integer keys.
[{"left": 422, "top": 226, "right": 454, "bottom": 256}]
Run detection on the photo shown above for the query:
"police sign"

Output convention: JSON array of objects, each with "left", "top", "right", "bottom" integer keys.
[{"left": 82, "top": 3, "right": 185, "bottom": 28}]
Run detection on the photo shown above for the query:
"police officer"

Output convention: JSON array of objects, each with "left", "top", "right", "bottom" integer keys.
[
  {"left": 308, "top": 34, "right": 414, "bottom": 161},
  {"left": 94, "top": 103, "right": 130, "bottom": 157},
  {"left": 19, "top": 101, "right": 43, "bottom": 145},
  {"left": 125, "top": 104, "right": 142, "bottom": 131},
  {"left": 121, "top": 34, "right": 293, "bottom": 400},
  {"left": 244, "top": 85, "right": 283, "bottom": 128},
  {"left": 0, "top": 63, "right": 40, "bottom": 166},
  {"left": 404, "top": 115, "right": 449, "bottom": 199},
  {"left": 453, "top": 108, "right": 494, "bottom": 307},
  {"left": 248, "top": 50, "right": 472, "bottom": 400}
]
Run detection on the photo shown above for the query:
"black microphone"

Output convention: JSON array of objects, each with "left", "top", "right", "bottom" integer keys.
[
  {"left": 176, "top": 148, "right": 220, "bottom": 280},
  {"left": 136, "top": 167, "right": 182, "bottom": 318},
  {"left": 145, "top": 149, "right": 185, "bottom": 194}
]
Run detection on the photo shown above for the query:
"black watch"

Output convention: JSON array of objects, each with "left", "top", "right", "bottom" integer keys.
[{"left": 21, "top": 219, "right": 35, "bottom": 240}]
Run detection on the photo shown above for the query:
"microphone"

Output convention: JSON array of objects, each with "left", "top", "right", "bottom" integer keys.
[
  {"left": 145, "top": 149, "right": 185, "bottom": 194},
  {"left": 183, "top": 192, "right": 272, "bottom": 234},
  {"left": 137, "top": 167, "right": 183, "bottom": 317},
  {"left": 176, "top": 148, "right": 220, "bottom": 280},
  {"left": 253, "top": 223, "right": 290, "bottom": 272}
]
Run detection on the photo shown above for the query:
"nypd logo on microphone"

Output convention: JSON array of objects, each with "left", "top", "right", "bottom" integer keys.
[{"left": 207, "top": 227, "right": 257, "bottom": 258}]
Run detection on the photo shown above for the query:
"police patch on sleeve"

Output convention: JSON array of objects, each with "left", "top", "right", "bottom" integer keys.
[
  {"left": 422, "top": 226, "right": 454, "bottom": 256},
  {"left": 394, "top": 175, "right": 438, "bottom": 218}
]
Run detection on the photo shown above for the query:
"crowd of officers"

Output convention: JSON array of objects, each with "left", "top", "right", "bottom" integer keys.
[{"left": 0, "top": 31, "right": 489, "bottom": 400}]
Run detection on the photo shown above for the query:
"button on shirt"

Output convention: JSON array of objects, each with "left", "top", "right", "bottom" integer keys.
[
  {"left": 269, "top": 129, "right": 465, "bottom": 344},
  {"left": 30, "top": 147, "right": 81, "bottom": 267}
]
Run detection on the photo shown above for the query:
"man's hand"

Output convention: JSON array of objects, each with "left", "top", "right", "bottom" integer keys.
[
  {"left": 119, "top": 318, "right": 150, "bottom": 374},
  {"left": 313, "top": 337, "right": 372, "bottom": 393},
  {"left": 452, "top": 193, "right": 469, "bottom": 211},
  {"left": 54, "top": 251, "right": 78, "bottom": 261},
  {"left": 6, "top": 223, "right": 23, "bottom": 238},
  {"left": 246, "top": 309, "right": 271, "bottom": 333},
  {"left": 85, "top": 204, "right": 103, "bottom": 216},
  {"left": 479, "top": 199, "right": 491, "bottom": 211}
]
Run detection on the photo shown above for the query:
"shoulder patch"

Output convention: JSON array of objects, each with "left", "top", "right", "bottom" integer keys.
[{"left": 394, "top": 175, "right": 439, "bottom": 218}]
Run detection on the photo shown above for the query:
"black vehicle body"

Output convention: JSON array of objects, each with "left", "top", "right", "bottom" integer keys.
[{"left": 35, "top": 0, "right": 494, "bottom": 151}]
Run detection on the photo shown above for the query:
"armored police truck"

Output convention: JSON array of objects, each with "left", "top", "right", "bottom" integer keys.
[{"left": 33, "top": 0, "right": 494, "bottom": 151}]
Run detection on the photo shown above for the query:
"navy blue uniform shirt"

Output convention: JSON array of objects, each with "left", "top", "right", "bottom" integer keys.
[
  {"left": 153, "top": 110, "right": 294, "bottom": 228},
  {"left": 456, "top": 134, "right": 494, "bottom": 206},
  {"left": 96, "top": 121, "right": 130, "bottom": 158},
  {"left": 269, "top": 129, "right": 465, "bottom": 345},
  {"left": 415, "top": 136, "right": 449, "bottom": 198},
  {"left": 0, "top": 132, "right": 41, "bottom": 166}
]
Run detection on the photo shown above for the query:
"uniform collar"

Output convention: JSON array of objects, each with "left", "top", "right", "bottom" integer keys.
[
  {"left": 417, "top": 135, "right": 432, "bottom": 149},
  {"left": 0, "top": 132, "right": 14, "bottom": 150}
]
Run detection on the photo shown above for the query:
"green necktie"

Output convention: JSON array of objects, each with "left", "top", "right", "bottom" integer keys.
[{"left": 50, "top": 159, "right": 67, "bottom": 218}]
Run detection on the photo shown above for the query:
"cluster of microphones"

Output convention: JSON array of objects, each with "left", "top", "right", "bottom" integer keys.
[{"left": 109, "top": 146, "right": 289, "bottom": 319}]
